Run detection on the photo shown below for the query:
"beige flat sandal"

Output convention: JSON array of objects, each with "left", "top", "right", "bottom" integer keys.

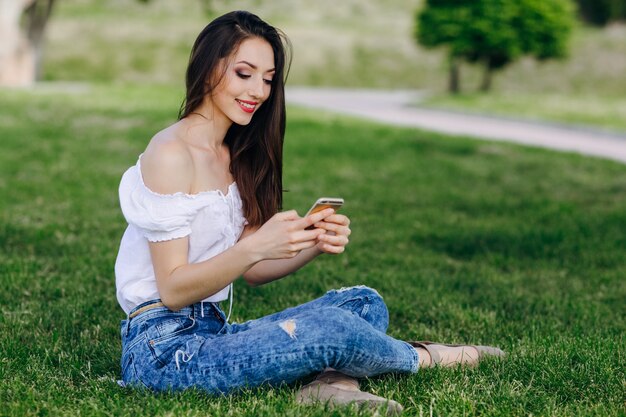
[
  {"left": 296, "top": 370, "right": 403, "bottom": 416},
  {"left": 408, "top": 341, "right": 506, "bottom": 367}
]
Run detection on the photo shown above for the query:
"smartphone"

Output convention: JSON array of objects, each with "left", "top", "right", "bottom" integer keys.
[{"left": 305, "top": 197, "right": 344, "bottom": 217}]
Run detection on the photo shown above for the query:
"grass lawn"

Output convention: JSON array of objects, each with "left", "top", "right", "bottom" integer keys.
[
  {"left": 1, "top": 84, "right": 625, "bottom": 416},
  {"left": 420, "top": 92, "right": 626, "bottom": 133}
]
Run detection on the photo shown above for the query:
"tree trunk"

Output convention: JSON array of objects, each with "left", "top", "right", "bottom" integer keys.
[
  {"left": 448, "top": 55, "right": 460, "bottom": 94},
  {"left": 0, "top": 0, "right": 53, "bottom": 87},
  {"left": 25, "top": 0, "right": 55, "bottom": 81},
  {"left": 480, "top": 64, "right": 493, "bottom": 92}
]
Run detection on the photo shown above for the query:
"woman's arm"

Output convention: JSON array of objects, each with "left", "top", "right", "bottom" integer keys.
[
  {"left": 242, "top": 213, "right": 352, "bottom": 286},
  {"left": 141, "top": 141, "right": 331, "bottom": 311},
  {"left": 242, "top": 244, "right": 323, "bottom": 286},
  {"left": 150, "top": 209, "right": 331, "bottom": 311}
]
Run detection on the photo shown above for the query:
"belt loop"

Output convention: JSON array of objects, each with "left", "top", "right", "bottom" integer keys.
[{"left": 124, "top": 313, "right": 131, "bottom": 337}]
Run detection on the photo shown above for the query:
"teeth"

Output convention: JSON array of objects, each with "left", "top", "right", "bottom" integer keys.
[{"left": 237, "top": 100, "right": 255, "bottom": 109}]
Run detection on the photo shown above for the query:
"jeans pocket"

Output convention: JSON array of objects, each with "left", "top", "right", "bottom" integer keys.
[
  {"left": 154, "top": 315, "right": 196, "bottom": 338},
  {"left": 147, "top": 315, "right": 196, "bottom": 367},
  {"left": 121, "top": 352, "right": 150, "bottom": 389}
]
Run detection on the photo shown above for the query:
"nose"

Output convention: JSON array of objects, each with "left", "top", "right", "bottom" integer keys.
[{"left": 248, "top": 77, "right": 266, "bottom": 100}]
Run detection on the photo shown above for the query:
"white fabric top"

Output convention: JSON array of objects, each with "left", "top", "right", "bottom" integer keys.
[{"left": 114, "top": 156, "right": 248, "bottom": 314}]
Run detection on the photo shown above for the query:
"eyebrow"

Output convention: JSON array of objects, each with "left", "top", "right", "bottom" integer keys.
[{"left": 236, "top": 61, "right": 275, "bottom": 73}]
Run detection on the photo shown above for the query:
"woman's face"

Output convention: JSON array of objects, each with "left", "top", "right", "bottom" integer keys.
[{"left": 211, "top": 37, "right": 275, "bottom": 126}]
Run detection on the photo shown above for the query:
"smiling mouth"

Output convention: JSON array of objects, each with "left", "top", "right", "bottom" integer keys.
[{"left": 236, "top": 99, "right": 257, "bottom": 113}]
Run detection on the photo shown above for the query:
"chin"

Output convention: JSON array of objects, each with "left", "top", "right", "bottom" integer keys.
[
  {"left": 229, "top": 112, "right": 255, "bottom": 126},
  {"left": 232, "top": 117, "right": 253, "bottom": 126}
]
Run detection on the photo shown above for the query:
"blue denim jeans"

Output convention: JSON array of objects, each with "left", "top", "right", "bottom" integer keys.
[{"left": 120, "top": 285, "right": 419, "bottom": 393}]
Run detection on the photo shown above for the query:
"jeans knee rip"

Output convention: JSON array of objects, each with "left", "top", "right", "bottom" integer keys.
[
  {"left": 333, "top": 285, "right": 380, "bottom": 297},
  {"left": 336, "top": 284, "right": 366, "bottom": 293},
  {"left": 360, "top": 303, "right": 370, "bottom": 317},
  {"left": 279, "top": 319, "right": 297, "bottom": 339}
]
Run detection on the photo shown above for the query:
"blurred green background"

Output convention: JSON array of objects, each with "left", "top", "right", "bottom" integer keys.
[
  {"left": 22, "top": 0, "right": 622, "bottom": 131},
  {"left": 40, "top": 0, "right": 624, "bottom": 93}
]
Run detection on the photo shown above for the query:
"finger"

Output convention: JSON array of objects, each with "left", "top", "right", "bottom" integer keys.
[
  {"left": 319, "top": 243, "right": 345, "bottom": 254},
  {"left": 291, "top": 228, "right": 326, "bottom": 243},
  {"left": 314, "top": 221, "right": 351, "bottom": 236},
  {"left": 317, "top": 234, "right": 349, "bottom": 246},
  {"left": 290, "top": 239, "right": 319, "bottom": 252},
  {"left": 319, "top": 214, "right": 350, "bottom": 226},
  {"left": 318, "top": 233, "right": 349, "bottom": 244},
  {"left": 299, "top": 208, "right": 334, "bottom": 229}
]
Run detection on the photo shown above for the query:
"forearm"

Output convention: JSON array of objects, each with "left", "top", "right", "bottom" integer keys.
[
  {"left": 158, "top": 241, "right": 260, "bottom": 310},
  {"left": 156, "top": 209, "right": 335, "bottom": 305},
  {"left": 243, "top": 245, "right": 323, "bottom": 286}
]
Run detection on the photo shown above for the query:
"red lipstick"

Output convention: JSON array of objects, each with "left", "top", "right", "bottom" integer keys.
[{"left": 236, "top": 99, "right": 258, "bottom": 113}]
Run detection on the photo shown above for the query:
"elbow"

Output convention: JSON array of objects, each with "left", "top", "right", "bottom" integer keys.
[
  {"left": 158, "top": 283, "right": 186, "bottom": 311},
  {"left": 156, "top": 266, "right": 187, "bottom": 311},
  {"left": 160, "top": 293, "right": 185, "bottom": 312}
]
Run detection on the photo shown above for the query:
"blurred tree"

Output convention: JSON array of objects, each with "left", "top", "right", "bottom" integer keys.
[
  {"left": 575, "top": 0, "right": 626, "bottom": 26},
  {"left": 0, "top": 0, "right": 54, "bottom": 87},
  {"left": 415, "top": 0, "right": 576, "bottom": 93},
  {"left": 0, "top": 0, "right": 223, "bottom": 87}
]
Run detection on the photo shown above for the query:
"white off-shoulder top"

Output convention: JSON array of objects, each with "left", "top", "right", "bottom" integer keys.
[{"left": 114, "top": 156, "right": 248, "bottom": 315}]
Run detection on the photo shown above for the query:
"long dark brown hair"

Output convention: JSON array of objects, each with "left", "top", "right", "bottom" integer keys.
[{"left": 179, "top": 11, "right": 291, "bottom": 227}]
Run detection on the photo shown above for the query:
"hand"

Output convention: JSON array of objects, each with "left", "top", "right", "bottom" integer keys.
[
  {"left": 244, "top": 208, "right": 333, "bottom": 261},
  {"left": 313, "top": 213, "right": 351, "bottom": 254}
]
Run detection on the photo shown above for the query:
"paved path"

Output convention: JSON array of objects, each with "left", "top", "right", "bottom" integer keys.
[{"left": 286, "top": 87, "right": 626, "bottom": 164}]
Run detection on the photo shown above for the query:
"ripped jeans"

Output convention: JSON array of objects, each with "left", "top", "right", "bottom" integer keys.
[{"left": 120, "top": 286, "right": 419, "bottom": 393}]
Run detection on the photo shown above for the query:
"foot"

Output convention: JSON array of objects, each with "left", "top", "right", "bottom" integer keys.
[
  {"left": 296, "top": 371, "right": 404, "bottom": 416},
  {"left": 414, "top": 344, "right": 479, "bottom": 367},
  {"left": 409, "top": 341, "right": 505, "bottom": 368}
]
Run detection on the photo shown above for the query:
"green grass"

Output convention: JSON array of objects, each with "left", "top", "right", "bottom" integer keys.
[
  {"left": 1, "top": 84, "right": 625, "bottom": 416},
  {"left": 420, "top": 92, "right": 626, "bottom": 133}
]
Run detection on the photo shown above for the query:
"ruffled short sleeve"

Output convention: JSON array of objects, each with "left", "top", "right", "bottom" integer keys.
[{"left": 118, "top": 165, "right": 205, "bottom": 242}]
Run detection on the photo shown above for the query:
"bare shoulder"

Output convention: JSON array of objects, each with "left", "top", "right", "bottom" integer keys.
[{"left": 141, "top": 123, "right": 193, "bottom": 195}]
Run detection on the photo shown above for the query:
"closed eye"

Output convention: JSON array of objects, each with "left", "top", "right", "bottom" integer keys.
[{"left": 236, "top": 72, "right": 251, "bottom": 79}]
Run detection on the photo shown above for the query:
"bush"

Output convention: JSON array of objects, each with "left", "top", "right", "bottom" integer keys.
[{"left": 416, "top": 0, "right": 576, "bottom": 92}]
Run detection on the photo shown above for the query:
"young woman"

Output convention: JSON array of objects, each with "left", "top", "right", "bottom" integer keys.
[{"left": 115, "top": 11, "right": 504, "bottom": 414}]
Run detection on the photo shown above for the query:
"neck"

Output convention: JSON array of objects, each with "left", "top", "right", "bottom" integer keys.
[{"left": 186, "top": 101, "right": 233, "bottom": 150}]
